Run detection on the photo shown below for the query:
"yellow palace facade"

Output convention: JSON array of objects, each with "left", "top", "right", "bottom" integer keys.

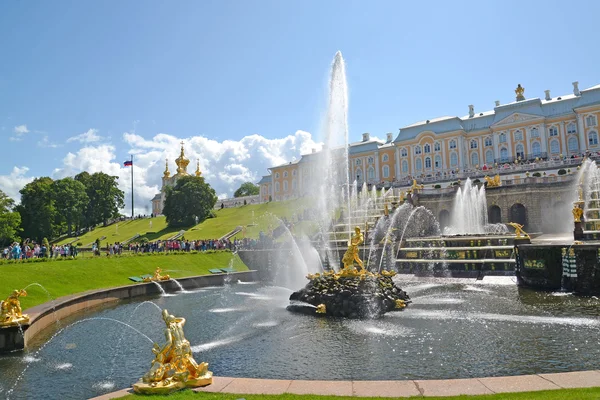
[{"left": 259, "top": 82, "right": 600, "bottom": 202}]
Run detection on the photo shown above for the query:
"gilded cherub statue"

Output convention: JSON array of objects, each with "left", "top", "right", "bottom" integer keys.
[
  {"left": 484, "top": 174, "right": 501, "bottom": 188},
  {"left": 341, "top": 226, "right": 364, "bottom": 271},
  {"left": 0, "top": 289, "right": 30, "bottom": 327},
  {"left": 507, "top": 222, "right": 530, "bottom": 239},
  {"left": 143, "top": 267, "right": 171, "bottom": 282},
  {"left": 133, "top": 309, "right": 213, "bottom": 394},
  {"left": 572, "top": 204, "right": 584, "bottom": 223},
  {"left": 515, "top": 84, "right": 525, "bottom": 101}
]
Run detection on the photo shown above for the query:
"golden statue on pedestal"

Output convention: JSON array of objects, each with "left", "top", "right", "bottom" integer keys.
[
  {"left": 0, "top": 289, "right": 30, "bottom": 327},
  {"left": 515, "top": 84, "right": 525, "bottom": 101},
  {"left": 507, "top": 222, "right": 530, "bottom": 239},
  {"left": 484, "top": 174, "right": 501, "bottom": 187},
  {"left": 143, "top": 267, "right": 171, "bottom": 282},
  {"left": 341, "top": 226, "right": 364, "bottom": 272},
  {"left": 133, "top": 309, "right": 213, "bottom": 394},
  {"left": 572, "top": 203, "right": 584, "bottom": 223}
]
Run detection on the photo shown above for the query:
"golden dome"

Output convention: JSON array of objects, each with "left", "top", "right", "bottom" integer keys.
[
  {"left": 195, "top": 159, "right": 202, "bottom": 177},
  {"left": 175, "top": 141, "right": 190, "bottom": 176},
  {"left": 163, "top": 158, "right": 171, "bottom": 179}
]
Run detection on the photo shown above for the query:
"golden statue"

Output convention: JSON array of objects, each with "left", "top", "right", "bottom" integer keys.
[
  {"left": 572, "top": 204, "right": 584, "bottom": 223},
  {"left": 411, "top": 179, "right": 420, "bottom": 193},
  {"left": 195, "top": 159, "right": 202, "bottom": 177},
  {"left": 0, "top": 289, "right": 30, "bottom": 327},
  {"left": 341, "top": 226, "right": 364, "bottom": 271},
  {"left": 143, "top": 267, "right": 171, "bottom": 282},
  {"left": 316, "top": 304, "right": 326, "bottom": 314},
  {"left": 484, "top": 174, "right": 501, "bottom": 188},
  {"left": 515, "top": 84, "right": 525, "bottom": 101},
  {"left": 163, "top": 159, "right": 170, "bottom": 179},
  {"left": 507, "top": 222, "right": 530, "bottom": 239},
  {"left": 384, "top": 203, "right": 389, "bottom": 217},
  {"left": 394, "top": 299, "right": 406, "bottom": 309},
  {"left": 175, "top": 141, "right": 190, "bottom": 176},
  {"left": 133, "top": 309, "right": 213, "bottom": 394}
]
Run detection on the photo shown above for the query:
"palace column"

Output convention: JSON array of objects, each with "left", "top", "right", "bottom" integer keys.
[
  {"left": 539, "top": 124, "right": 548, "bottom": 154},
  {"left": 374, "top": 150, "right": 380, "bottom": 181},
  {"left": 506, "top": 130, "right": 514, "bottom": 158},
  {"left": 559, "top": 122, "right": 567, "bottom": 156},
  {"left": 458, "top": 136, "right": 465, "bottom": 168},
  {"left": 493, "top": 131, "right": 499, "bottom": 161},
  {"left": 394, "top": 146, "right": 400, "bottom": 180},
  {"left": 577, "top": 113, "right": 586, "bottom": 152}
]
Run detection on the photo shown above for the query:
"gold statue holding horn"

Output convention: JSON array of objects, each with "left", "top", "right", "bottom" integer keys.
[
  {"left": 341, "top": 226, "right": 364, "bottom": 271},
  {"left": 0, "top": 289, "right": 29, "bottom": 327},
  {"left": 134, "top": 309, "right": 212, "bottom": 394}
]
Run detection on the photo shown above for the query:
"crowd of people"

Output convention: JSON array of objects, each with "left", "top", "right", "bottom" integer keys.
[
  {"left": 1, "top": 242, "right": 79, "bottom": 260},
  {"left": 127, "top": 238, "right": 238, "bottom": 253}
]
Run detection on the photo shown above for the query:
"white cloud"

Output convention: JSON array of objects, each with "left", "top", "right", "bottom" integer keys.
[
  {"left": 66, "top": 129, "right": 102, "bottom": 144},
  {"left": 38, "top": 135, "right": 62, "bottom": 148},
  {"left": 0, "top": 130, "right": 322, "bottom": 215},
  {"left": 0, "top": 166, "right": 34, "bottom": 202},
  {"left": 14, "top": 125, "right": 29, "bottom": 135}
]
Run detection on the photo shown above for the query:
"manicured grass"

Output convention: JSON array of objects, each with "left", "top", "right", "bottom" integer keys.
[
  {"left": 121, "top": 387, "right": 600, "bottom": 399},
  {"left": 0, "top": 251, "right": 248, "bottom": 310},
  {"left": 55, "top": 216, "right": 168, "bottom": 246},
  {"left": 53, "top": 199, "right": 314, "bottom": 246},
  {"left": 185, "top": 199, "right": 313, "bottom": 240}
]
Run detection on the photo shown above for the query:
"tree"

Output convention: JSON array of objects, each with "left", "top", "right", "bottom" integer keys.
[
  {"left": 81, "top": 172, "right": 125, "bottom": 226},
  {"left": 234, "top": 182, "right": 259, "bottom": 198},
  {"left": 0, "top": 190, "right": 21, "bottom": 246},
  {"left": 18, "top": 177, "right": 56, "bottom": 242},
  {"left": 163, "top": 176, "right": 217, "bottom": 227},
  {"left": 52, "top": 177, "right": 89, "bottom": 236}
]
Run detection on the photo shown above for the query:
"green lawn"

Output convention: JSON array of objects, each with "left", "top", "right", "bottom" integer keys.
[
  {"left": 121, "top": 387, "right": 600, "bottom": 400},
  {"left": 55, "top": 217, "right": 168, "bottom": 246},
  {"left": 0, "top": 251, "right": 248, "bottom": 310},
  {"left": 53, "top": 199, "right": 314, "bottom": 246},
  {"left": 185, "top": 199, "right": 313, "bottom": 240}
]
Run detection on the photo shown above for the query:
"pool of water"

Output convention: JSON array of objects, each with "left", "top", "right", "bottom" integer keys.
[{"left": 1, "top": 276, "right": 600, "bottom": 399}]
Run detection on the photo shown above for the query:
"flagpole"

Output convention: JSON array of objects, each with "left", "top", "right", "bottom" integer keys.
[{"left": 131, "top": 154, "right": 134, "bottom": 219}]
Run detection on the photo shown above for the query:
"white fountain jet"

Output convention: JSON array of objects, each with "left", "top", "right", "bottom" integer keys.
[{"left": 445, "top": 178, "right": 489, "bottom": 235}]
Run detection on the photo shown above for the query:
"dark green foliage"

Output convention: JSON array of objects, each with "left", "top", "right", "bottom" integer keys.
[
  {"left": 558, "top": 169, "right": 567, "bottom": 176},
  {"left": 532, "top": 172, "right": 541, "bottom": 177},
  {"left": 18, "top": 177, "right": 56, "bottom": 242},
  {"left": 234, "top": 182, "right": 259, "bottom": 198},
  {"left": 0, "top": 190, "right": 21, "bottom": 246},
  {"left": 163, "top": 176, "right": 218, "bottom": 228},
  {"left": 52, "top": 177, "right": 88, "bottom": 236}
]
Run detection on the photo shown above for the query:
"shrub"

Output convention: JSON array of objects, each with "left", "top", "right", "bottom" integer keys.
[
  {"left": 76, "top": 242, "right": 83, "bottom": 246},
  {"left": 473, "top": 179, "right": 481, "bottom": 184},
  {"left": 434, "top": 184, "right": 441, "bottom": 189},
  {"left": 558, "top": 169, "right": 567, "bottom": 176},
  {"left": 532, "top": 172, "right": 541, "bottom": 177}
]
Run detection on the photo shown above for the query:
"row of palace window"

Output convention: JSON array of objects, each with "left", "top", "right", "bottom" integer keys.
[
  {"left": 273, "top": 179, "right": 298, "bottom": 192},
  {"left": 355, "top": 154, "right": 390, "bottom": 166},
  {"left": 267, "top": 133, "right": 600, "bottom": 187},
  {"left": 397, "top": 133, "right": 599, "bottom": 173},
  {"left": 273, "top": 170, "right": 298, "bottom": 179},
  {"left": 401, "top": 119, "right": 600, "bottom": 157}
]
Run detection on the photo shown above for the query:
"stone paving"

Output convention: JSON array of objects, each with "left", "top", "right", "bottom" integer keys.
[{"left": 90, "top": 370, "right": 600, "bottom": 399}]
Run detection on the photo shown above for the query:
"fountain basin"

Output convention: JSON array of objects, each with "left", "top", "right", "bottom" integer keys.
[
  {"left": 288, "top": 273, "right": 410, "bottom": 318},
  {"left": 3, "top": 277, "right": 600, "bottom": 400}
]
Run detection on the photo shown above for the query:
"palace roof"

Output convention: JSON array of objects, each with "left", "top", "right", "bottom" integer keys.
[{"left": 395, "top": 82, "right": 600, "bottom": 141}]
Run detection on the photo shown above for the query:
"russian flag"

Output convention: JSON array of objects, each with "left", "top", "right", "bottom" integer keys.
[{"left": 124, "top": 160, "right": 133, "bottom": 167}]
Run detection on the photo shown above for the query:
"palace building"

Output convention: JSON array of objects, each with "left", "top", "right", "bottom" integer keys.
[
  {"left": 259, "top": 82, "right": 600, "bottom": 202},
  {"left": 151, "top": 143, "right": 202, "bottom": 215}
]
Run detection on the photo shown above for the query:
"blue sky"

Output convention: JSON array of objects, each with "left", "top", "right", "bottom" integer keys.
[{"left": 1, "top": 0, "right": 599, "bottom": 210}]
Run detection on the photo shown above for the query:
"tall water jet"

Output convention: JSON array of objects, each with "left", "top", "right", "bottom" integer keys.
[
  {"left": 315, "top": 51, "right": 351, "bottom": 270},
  {"left": 445, "top": 178, "right": 489, "bottom": 235}
]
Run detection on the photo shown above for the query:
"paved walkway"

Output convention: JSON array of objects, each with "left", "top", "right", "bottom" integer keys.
[{"left": 90, "top": 371, "right": 600, "bottom": 399}]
